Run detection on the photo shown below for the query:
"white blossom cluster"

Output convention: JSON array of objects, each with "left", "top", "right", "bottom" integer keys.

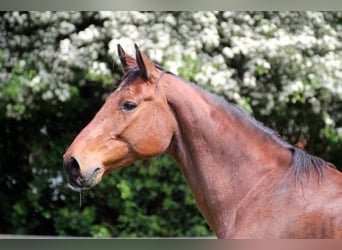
[
  {"left": 218, "top": 12, "right": 342, "bottom": 139},
  {"left": 221, "top": 12, "right": 342, "bottom": 102},
  {"left": 1, "top": 12, "right": 341, "bottom": 138}
]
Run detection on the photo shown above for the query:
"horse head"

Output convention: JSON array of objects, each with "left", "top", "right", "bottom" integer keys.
[{"left": 63, "top": 44, "right": 176, "bottom": 189}]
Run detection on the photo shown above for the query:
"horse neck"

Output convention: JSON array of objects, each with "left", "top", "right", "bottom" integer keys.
[{"left": 162, "top": 75, "right": 292, "bottom": 233}]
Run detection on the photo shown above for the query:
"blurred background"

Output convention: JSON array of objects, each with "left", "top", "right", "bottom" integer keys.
[{"left": 0, "top": 11, "right": 341, "bottom": 237}]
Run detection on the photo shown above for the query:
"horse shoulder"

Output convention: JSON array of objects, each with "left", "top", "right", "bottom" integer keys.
[
  {"left": 223, "top": 166, "right": 342, "bottom": 238},
  {"left": 283, "top": 166, "right": 342, "bottom": 238}
]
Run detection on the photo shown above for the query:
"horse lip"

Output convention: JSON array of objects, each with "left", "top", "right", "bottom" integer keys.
[
  {"left": 68, "top": 167, "right": 103, "bottom": 190},
  {"left": 68, "top": 176, "right": 86, "bottom": 189},
  {"left": 68, "top": 177, "right": 95, "bottom": 190}
]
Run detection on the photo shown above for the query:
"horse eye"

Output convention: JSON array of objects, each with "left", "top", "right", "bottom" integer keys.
[{"left": 121, "top": 101, "right": 138, "bottom": 111}]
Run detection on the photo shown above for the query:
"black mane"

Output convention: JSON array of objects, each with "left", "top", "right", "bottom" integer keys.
[{"left": 226, "top": 103, "right": 329, "bottom": 183}]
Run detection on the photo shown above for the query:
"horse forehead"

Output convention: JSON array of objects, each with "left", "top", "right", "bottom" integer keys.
[{"left": 118, "top": 78, "right": 152, "bottom": 96}]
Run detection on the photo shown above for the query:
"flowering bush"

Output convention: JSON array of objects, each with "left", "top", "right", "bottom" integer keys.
[{"left": 0, "top": 11, "right": 341, "bottom": 237}]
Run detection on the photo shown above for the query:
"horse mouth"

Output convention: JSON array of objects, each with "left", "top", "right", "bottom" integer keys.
[{"left": 68, "top": 167, "right": 103, "bottom": 190}]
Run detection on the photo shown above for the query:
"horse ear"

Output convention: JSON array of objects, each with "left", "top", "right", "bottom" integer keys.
[
  {"left": 117, "top": 44, "right": 136, "bottom": 72},
  {"left": 135, "top": 43, "right": 156, "bottom": 81}
]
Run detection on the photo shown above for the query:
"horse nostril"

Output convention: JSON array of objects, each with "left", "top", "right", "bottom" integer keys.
[{"left": 65, "top": 157, "right": 80, "bottom": 177}]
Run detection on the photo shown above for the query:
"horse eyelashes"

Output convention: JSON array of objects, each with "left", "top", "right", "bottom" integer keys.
[{"left": 121, "top": 101, "right": 138, "bottom": 111}]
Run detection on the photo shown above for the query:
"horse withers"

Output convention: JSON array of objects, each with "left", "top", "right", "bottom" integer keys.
[{"left": 64, "top": 44, "right": 342, "bottom": 238}]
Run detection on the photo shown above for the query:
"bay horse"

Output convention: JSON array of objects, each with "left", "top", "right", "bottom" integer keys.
[{"left": 63, "top": 44, "right": 342, "bottom": 238}]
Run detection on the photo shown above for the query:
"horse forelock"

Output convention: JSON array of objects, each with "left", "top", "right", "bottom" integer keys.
[
  {"left": 116, "top": 64, "right": 172, "bottom": 91},
  {"left": 115, "top": 67, "right": 140, "bottom": 90}
]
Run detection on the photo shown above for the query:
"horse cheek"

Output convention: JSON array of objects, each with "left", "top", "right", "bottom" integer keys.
[{"left": 134, "top": 115, "right": 174, "bottom": 157}]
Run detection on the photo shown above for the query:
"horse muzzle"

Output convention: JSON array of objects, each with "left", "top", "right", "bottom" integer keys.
[{"left": 63, "top": 156, "right": 103, "bottom": 189}]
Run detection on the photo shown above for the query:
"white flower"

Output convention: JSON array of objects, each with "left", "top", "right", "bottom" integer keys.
[
  {"left": 59, "top": 21, "right": 75, "bottom": 35},
  {"left": 337, "top": 127, "right": 342, "bottom": 136},
  {"left": 149, "top": 48, "right": 164, "bottom": 63},
  {"left": 164, "top": 14, "right": 177, "bottom": 26},
  {"left": 42, "top": 90, "right": 53, "bottom": 100},
  {"left": 89, "top": 61, "right": 111, "bottom": 76},
  {"left": 54, "top": 85, "right": 71, "bottom": 102},
  {"left": 60, "top": 38, "right": 70, "bottom": 54},
  {"left": 222, "top": 47, "right": 234, "bottom": 59},
  {"left": 78, "top": 25, "right": 100, "bottom": 43},
  {"left": 324, "top": 114, "right": 335, "bottom": 126}
]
